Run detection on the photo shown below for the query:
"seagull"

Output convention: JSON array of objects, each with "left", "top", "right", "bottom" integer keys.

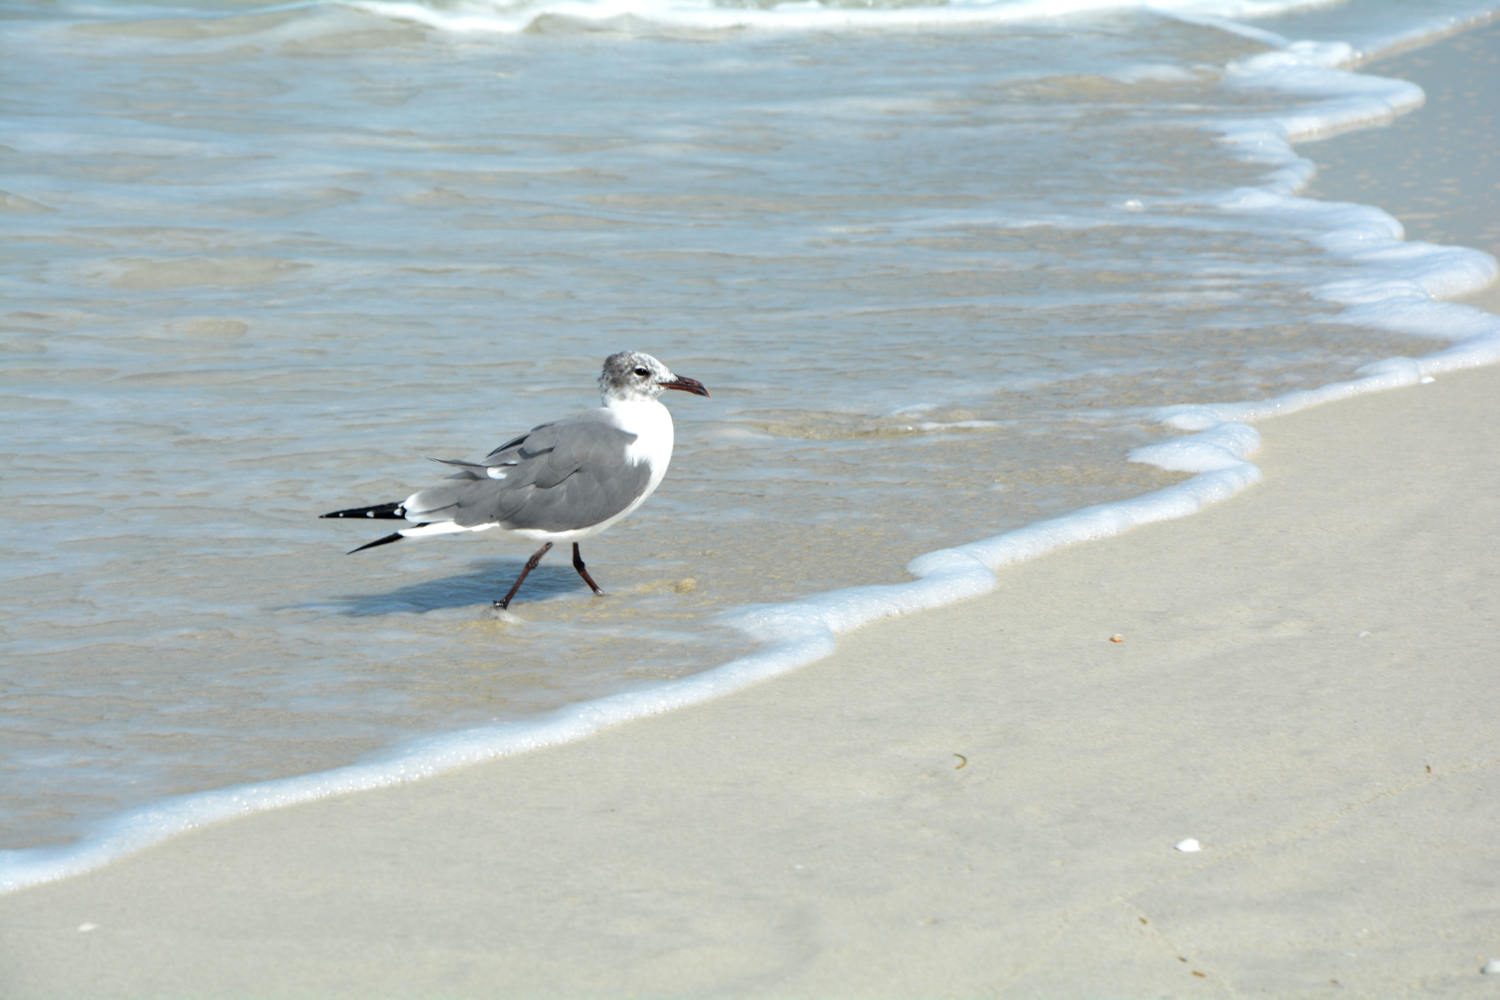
[{"left": 322, "top": 351, "right": 709, "bottom": 610}]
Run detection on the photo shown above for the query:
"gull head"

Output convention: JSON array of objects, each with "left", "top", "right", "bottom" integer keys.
[{"left": 599, "top": 351, "right": 710, "bottom": 405}]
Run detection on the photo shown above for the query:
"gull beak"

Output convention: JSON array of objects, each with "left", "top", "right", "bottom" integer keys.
[{"left": 660, "top": 374, "right": 710, "bottom": 397}]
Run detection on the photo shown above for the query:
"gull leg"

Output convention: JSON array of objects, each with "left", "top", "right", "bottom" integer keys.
[
  {"left": 496, "top": 542, "right": 553, "bottom": 610},
  {"left": 572, "top": 543, "right": 605, "bottom": 596}
]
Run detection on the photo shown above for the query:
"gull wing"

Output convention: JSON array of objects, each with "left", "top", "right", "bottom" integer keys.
[{"left": 404, "top": 413, "right": 652, "bottom": 533}]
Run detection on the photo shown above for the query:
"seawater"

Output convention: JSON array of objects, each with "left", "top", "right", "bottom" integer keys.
[{"left": 4, "top": 0, "right": 1499, "bottom": 890}]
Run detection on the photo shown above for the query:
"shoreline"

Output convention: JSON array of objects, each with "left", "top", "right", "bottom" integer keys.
[
  {"left": 5, "top": 16, "right": 1500, "bottom": 999},
  {"left": 4, "top": 354, "right": 1497, "bottom": 998},
  {"left": 5, "top": 7, "right": 1498, "bottom": 871},
  {"left": 1306, "top": 17, "right": 1500, "bottom": 320}
]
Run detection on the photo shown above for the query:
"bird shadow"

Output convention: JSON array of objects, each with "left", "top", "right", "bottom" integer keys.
[{"left": 319, "top": 558, "right": 591, "bottom": 617}]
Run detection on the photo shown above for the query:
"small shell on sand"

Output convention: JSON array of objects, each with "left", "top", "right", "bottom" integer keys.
[
  {"left": 1175, "top": 838, "right": 1201, "bottom": 853},
  {"left": 1110, "top": 634, "right": 1124, "bottom": 643},
  {"left": 77, "top": 923, "right": 98, "bottom": 932},
  {"left": 1482, "top": 959, "right": 1500, "bottom": 975}
]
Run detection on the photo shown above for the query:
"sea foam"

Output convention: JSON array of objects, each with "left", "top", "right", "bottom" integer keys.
[{"left": 345, "top": 0, "right": 1346, "bottom": 36}]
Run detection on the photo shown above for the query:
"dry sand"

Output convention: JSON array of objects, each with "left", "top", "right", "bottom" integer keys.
[{"left": 3, "top": 21, "right": 1500, "bottom": 1000}]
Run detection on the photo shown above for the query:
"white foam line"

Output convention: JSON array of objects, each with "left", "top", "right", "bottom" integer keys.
[
  {"left": 341, "top": 0, "right": 1341, "bottom": 36},
  {"left": 5, "top": 345, "right": 1495, "bottom": 896},
  {"left": 11, "top": 308, "right": 1499, "bottom": 896},
  {"left": 1152, "top": 26, "right": 1500, "bottom": 430},
  {"left": 0, "top": 423, "right": 1264, "bottom": 896}
]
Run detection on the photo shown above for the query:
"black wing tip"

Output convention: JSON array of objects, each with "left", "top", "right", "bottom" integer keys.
[{"left": 348, "top": 532, "right": 405, "bottom": 554}]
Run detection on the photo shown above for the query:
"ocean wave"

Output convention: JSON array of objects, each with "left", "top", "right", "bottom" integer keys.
[{"left": 341, "top": 0, "right": 1339, "bottom": 35}]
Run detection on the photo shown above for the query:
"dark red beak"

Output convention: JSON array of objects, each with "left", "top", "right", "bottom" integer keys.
[{"left": 661, "top": 375, "right": 709, "bottom": 397}]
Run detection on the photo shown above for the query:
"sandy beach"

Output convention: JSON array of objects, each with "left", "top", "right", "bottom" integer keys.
[{"left": 4, "top": 20, "right": 1499, "bottom": 1000}]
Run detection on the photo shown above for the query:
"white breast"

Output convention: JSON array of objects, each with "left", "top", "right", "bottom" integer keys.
[{"left": 610, "top": 398, "right": 676, "bottom": 494}]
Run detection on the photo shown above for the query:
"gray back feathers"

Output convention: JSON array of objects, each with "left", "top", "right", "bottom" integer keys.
[{"left": 405, "top": 412, "right": 652, "bottom": 533}]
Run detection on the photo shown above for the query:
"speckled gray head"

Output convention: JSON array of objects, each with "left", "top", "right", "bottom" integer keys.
[{"left": 598, "top": 351, "right": 710, "bottom": 404}]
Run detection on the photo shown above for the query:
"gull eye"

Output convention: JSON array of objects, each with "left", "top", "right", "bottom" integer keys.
[{"left": 633, "top": 367, "right": 650, "bottom": 377}]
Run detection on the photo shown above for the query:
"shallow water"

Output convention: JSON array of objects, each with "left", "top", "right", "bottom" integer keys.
[{"left": 3, "top": 0, "right": 1498, "bottom": 863}]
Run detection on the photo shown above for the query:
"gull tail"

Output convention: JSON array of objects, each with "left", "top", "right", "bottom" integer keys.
[{"left": 321, "top": 502, "right": 407, "bottom": 520}]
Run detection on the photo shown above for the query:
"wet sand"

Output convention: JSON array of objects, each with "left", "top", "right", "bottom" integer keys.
[{"left": 3, "top": 20, "right": 1500, "bottom": 1000}]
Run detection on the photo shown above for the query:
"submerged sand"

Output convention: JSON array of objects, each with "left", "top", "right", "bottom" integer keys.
[{"left": 4, "top": 19, "right": 1500, "bottom": 1000}]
